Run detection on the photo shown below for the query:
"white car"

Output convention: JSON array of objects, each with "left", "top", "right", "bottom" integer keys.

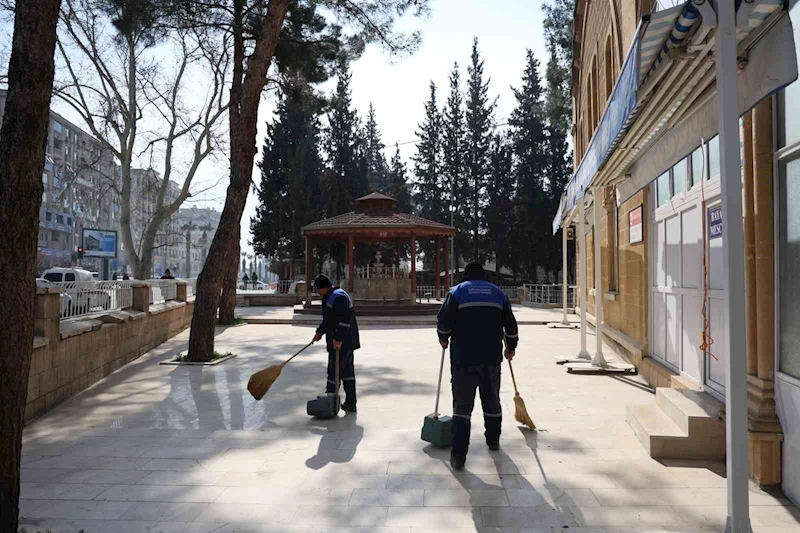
[
  {"left": 36, "top": 278, "right": 73, "bottom": 318},
  {"left": 238, "top": 280, "right": 267, "bottom": 290},
  {"left": 41, "top": 267, "right": 111, "bottom": 314}
]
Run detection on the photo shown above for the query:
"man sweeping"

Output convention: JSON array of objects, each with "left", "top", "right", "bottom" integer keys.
[
  {"left": 312, "top": 275, "right": 360, "bottom": 413},
  {"left": 436, "top": 262, "right": 519, "bottom": 471}
]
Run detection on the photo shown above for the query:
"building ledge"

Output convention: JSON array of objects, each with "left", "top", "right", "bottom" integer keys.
[
  {"left": 149, "top": 300, "right": 185, "bottom": 316},
  {"left": 604, "top": 291, "right": 618, "bottom": 301}
]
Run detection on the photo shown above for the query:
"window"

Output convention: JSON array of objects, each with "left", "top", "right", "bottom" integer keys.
[
  {"left": 67, "top": 217, "right": 72, "bottom": 226},
  {"left": 44, "top": 272, "right": 62, "bottom": 282},
  {"left": 53, "top": 138, "right": 63, "bottom": 151},
  {"left": 604, "top": 35, "right": 614, "bottom": 103},
  {"left": 53, "top": 121, "right": 63, "bottom": 133},
  {"left": 591, "top": 54, "right": 600, "bottom": 129},
  {"left": 657, "top": 171, "right": 671, "bottom": 207},
  {"left": 45, "top": 211, "right": 52, "bottom": 222},
  {"left": 65, "top": 273, "right": 76, "bottom": 282},
  {"left": 673, "top": 157, "right": 687, "bottom": 196},
  {"left": 56, "top": 214, "right": 64, "bottom": 224},
  {"left": 691, "top": 146, "right": 704, "bottom": 186},
  {"left": 708, "top": 136, "right": 721, "bottom": 179},
  {"left": 778, "top": 0, "right": 800, "bottom": 149},
  {"left": 42, "top": 173, "right": 48, "bottom": 186}
]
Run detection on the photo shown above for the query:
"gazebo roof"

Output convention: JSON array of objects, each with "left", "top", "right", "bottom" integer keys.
[{"left": 302, "top": 192, "right": 455, "bottom": 239}]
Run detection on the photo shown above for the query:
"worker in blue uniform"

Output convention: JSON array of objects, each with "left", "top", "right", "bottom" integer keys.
[
  {"left": 436, "top": 262, "right": 519, "bottom": 471},
  {"left": 312, "top": 275, "right": 360, "bottom": 413}
]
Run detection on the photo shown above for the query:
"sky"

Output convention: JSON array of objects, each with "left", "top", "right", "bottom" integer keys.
[{"left": 38, "top": 0, "right": 551, "bottom": 260}]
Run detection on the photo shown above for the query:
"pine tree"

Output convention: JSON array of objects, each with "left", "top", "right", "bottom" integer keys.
[
  {"left": 442, "top": 62, "right": 468, "bottom": 274},
  {"left": 509, "top": 49, "right": 549, "bottom": 282},
  {"left": 486, "top": 133, "right": 515, "bottom": 283},
  {"left": 388, "top": 143, "right": 412, "bottom": 214},
  {"left": 251, "top": 74, "right": 323, "bottom": 264},
  {"left": 412, "top": 81, "right": 444, "bottom": 268},
  {"left": 464, "top": 38, "right": 496, "bottom": 263},
  {"left": 364, "top": 103, "right": 390, "bottom": 193},
  {"left": 323, "top": 60, "right": 365, "bottom": 217}
]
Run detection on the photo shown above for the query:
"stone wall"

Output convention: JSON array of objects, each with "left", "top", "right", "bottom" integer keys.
[
  {"left": 352, "top": 278, "right": 412, "bottom": 302},
  {"left": 27, "top": 281, "right": 194, "bottom": 424}
]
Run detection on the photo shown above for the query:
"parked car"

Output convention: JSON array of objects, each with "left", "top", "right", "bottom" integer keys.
[
  {"left": 41, "top": 267, "right": 111, "bottom": 314},
  {"left": 238, "top": 280, "right": 267, "bottom": 290},
  {"left": 36, "top": 278, "right": 73, "bottom": 318}
]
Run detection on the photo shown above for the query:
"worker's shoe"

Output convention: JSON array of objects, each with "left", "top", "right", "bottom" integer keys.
[
  {"left": 487, "top": 441, "right": 500, "bottom": 451},
  {"left": 342, "top": 402, "right": 357, "bottom": 413},
  {"left": 450, "top": 454, "right": 466, "bottom": 472}
]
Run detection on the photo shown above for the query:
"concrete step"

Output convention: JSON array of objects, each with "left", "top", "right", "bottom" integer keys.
[
  {"left": 656, "top": 387, "right": 725, "bottom": 441},
  {"left": 626, "top": 403, "right": 686, "bottom": 458},
  {"left": 626, "top": 390, "right": 726, "bottom": 461}
]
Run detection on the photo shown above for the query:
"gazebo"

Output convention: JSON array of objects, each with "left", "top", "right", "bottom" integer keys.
[{"left": 301, "top": 192, "right": 456, "bottom": 307}]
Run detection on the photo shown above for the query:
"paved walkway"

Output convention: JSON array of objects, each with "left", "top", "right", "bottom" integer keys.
[
  {"left": 18, "top": 322, "right": 799, "bottom": 533},
  {"left": 237, "top": 304, "right": 579, "bottom": 326}
]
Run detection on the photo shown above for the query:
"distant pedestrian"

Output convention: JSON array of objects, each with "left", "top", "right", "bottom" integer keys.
[
  {"left": 436, "top": 262, "right": 519, "bottom": 471},
  {"left": 161, "top": 269, "right": 175, "bottom": 280},
  {"left": 122, "top": 272, "right": 130, "bottom": 280},
  {"left": 252, "top": 271, "right": 258, "bottom": 290},
  {"left": 242, "top": 273, "right": 250, "bottom": 289},
  {"left": 112, "top": 272, "right": 118, "bottom": 281}
]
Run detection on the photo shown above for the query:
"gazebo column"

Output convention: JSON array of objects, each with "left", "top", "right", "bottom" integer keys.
[
  {"left": 435, "top": 237, "right": 441, "bottom": 299},
  {"left": 410, "top": 234, "right": 417, "bottom": 303},
  {"left": 444, "top": 237, "right": 451, "bottom": 291},
  {"left": 348, "top": 235, "right": 355, "bottom": 293},
  {"left": 305, "top": 237, "right": 313, "bottom": 306}
]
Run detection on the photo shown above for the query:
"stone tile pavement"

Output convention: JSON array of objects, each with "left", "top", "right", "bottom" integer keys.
[{"left": 18, "top": 322, "right": 800, "bottom": 533}]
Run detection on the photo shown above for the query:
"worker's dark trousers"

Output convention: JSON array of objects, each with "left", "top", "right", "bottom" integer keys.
[
  {"left": 451, "top": 362, "right": 502, "bottom": 458},
  {"left": 326, "top": 349, "right": 356, "bottom": 405}
]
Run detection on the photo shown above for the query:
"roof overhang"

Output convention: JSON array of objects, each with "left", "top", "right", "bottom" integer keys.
[{"left": 554, "top": 0, "right": 796, "bottom": 229}]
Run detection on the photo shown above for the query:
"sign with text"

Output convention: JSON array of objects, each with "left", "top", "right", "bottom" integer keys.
[
  {"left": 708, "top": 206, "right": 723, "bottom": 240},
  {"left": 629, "top": 205, "right": 643, "bottom": 244},
  {"left": 82, "top": 229, "right": 118, "bottom": 258}
]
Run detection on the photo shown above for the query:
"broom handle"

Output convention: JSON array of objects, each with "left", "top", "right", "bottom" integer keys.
[
  {"left": 335, "top": 347, "right": 341, "bottom": 398},
  {"left": 508, "top": 359, "right": 520, "bottom": 395},
  {"left": 434, "top": 347, "right": 446, "bottom": 418},
  {"left": 281, "top": 341, "right": 315, "bottom": 367}
]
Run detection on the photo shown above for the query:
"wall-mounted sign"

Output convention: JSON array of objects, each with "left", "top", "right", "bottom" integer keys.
[
  {"left": 629, "top": 205, "right": 643, "bottom": 244},
  {"left": 81, "top": 228, "right": 118, "bottom": 258},
  {"left": 709, "top": 206, "right": 723, "bottom": 240}
]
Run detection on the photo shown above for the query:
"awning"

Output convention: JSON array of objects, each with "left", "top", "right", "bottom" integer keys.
[
  {"left": 554, "top": 0, "right": 796, "bottom": 229},
  {"left": 557, "top": 3, "right": 700, "bottom": 229},
  {"left": 617, "top": 3, "right": 796, "bottom": 203}
]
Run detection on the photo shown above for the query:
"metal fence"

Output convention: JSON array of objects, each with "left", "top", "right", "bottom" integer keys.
[
  {"left": 500, "top": 286, "right": 520, "bottom": 300},
  {"left": 415, "top": 286, "right": 449, "bottom": 302},
  {"left": 351, "top": 266, "right": 410, "bottom": 280},
  {"left": 185, "top": 277, "right": 198, "bottom": 298},
  {"left": 54, "top": 281, "right": 133, "bottom": 320},
  {"left": 524, "top": 284, "right": 577, "bottom": 308},
  {"left": 149, "top": 279, "right": 178, "bottom": 305}
]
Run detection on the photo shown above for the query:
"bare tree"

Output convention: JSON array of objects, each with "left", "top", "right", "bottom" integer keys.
[
  {"left": 0, "top": 2, "right": 62, "bottom": 530},
  {"left": 55, "top": 0, "right": 230, "bottom": 279}
]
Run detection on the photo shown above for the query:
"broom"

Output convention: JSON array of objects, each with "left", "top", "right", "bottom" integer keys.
[
  {"left": 247, "top": 341, "right": 315, "bottom": 400},
  {"left": 507, "top": 359, "right": 536, "bottom": 430}
]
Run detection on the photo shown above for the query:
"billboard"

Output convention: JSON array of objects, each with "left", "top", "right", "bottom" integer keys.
[{"left": 82, "top": 229, "right": 117, "bottom": 258}]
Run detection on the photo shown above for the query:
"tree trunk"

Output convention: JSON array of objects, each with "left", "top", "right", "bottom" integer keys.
[
  {"left": 218, "top": 237, "right": 239, "bottom": 325},
  {"left": 0, "top": 2, "right": 61, "bottom": 531},
  {"left": 187, "top": 0, "right": 290, "bottom": 362}
]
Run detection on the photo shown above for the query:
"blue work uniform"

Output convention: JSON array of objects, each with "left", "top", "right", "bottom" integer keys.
[
  {"left": 436, "top": 279, "right": 519, "bottom": 457},
  {"left": 316, "top": 287, "right": 360, "bottom": 406}
]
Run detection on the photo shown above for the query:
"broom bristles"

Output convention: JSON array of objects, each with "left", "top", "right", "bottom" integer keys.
[
  {"left": 513, "top": 392, "right": 536, "bottom": 430},
  {"left": 247, "top": 364, "right": 283, "bottom": 401}
]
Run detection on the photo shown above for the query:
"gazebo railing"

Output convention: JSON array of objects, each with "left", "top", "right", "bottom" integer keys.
[{"left": 347, "top": 265, "right": 411, "bottom": 280}]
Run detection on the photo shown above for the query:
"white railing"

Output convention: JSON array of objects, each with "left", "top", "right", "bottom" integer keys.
[
  {"left": 149, "top": 279, "right": 177, "bottom": 304},
  {"left": 54, "top": 281, "right": 133, "bottom": 320},
  {"left": 500, "top": 286, "right": 520, "bottom": 300},
  {"left": 415, "top": 286, "right": 449, "bottom": 302},
  {"left": 185, "top": 277, "right": 197, "bottom": 298},
  {"left": 350, "top": 266, "right": 410, "bottom": 280},
  {"left": 524, "top": 284, "right": 577, "bottom": 308}
]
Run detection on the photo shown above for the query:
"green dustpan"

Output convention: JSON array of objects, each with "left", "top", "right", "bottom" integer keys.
[{"left": 421, "top": 348, "right": 453, "bottom": 448}]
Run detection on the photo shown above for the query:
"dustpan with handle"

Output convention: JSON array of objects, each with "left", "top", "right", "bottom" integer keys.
[
  {"left": 421, "top": 347, "right": 453, "bottom": 447},
  {"left": 307, "top": 347, "right": 341, "bottom": 418}
]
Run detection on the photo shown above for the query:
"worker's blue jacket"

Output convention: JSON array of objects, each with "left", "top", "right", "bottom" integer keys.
[
  {"left": 317, "top": 287, "right": 360, "bottom": 353},
  {"left": 436, "top": 279, "right": 519, "bottom": 367}
]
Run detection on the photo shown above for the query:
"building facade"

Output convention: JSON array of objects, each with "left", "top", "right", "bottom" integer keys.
[
  {"left": 176, "top": 207, "right": 221, "bottom": 278},
  {"left": 557, "top": 0, "right": 800, "bottom": 497}
]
